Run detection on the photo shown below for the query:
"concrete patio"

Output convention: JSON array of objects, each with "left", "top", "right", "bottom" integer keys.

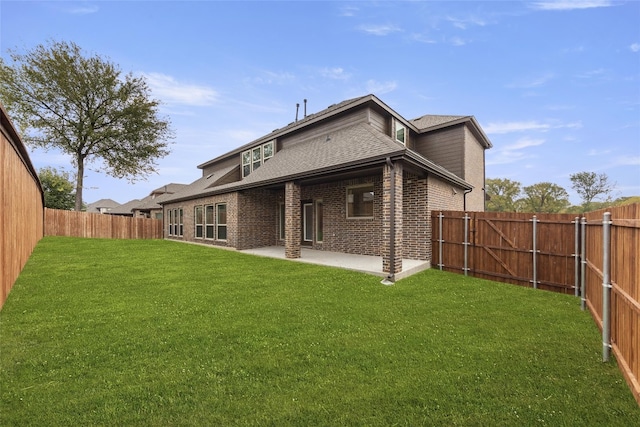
[{"left": 240, "top": 246, "right": 430, "bottom": 281}]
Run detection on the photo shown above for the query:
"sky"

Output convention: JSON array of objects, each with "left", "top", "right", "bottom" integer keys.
[{"left": 1, "top": 0, "right": 639, "bottom": 206}]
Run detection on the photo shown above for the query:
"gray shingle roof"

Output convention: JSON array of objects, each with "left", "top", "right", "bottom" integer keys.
[
  {"left": 410, "top": 115, "right": 467, "bottom": 130},
  {"left": 85, "top": 198, "right": 120, "bottom": 213}
]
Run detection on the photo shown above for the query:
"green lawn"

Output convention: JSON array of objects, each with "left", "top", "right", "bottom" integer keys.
[{"left": 1, "top": 237, "right": 638, "bottom": 426}]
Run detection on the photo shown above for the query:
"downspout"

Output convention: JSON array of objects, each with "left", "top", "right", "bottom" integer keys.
[
  {"left": 383, "top": 157, "right": 396, "bottom": 284},
  {"left": 463, "top": 189, "right": 472, "bottom": 211}
]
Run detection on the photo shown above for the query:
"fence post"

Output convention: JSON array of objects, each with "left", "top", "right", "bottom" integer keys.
[
  {"left": 602, "top": 212, "right": 612, "bottom": 362},
  {"left": 574, "top": 217, "right": 580, "bottom": 297},
  {"left": 463, "top": 213, "right": 470, "bottom": 276},
  {"left": 580, "top": 217, "right": 587, "bottom": 310},
  {"left": 531, "top": 215, "right": 538, "bottom": 289},
  {"left": 438, "top": 212, "right": 444, "bottom": 271}
]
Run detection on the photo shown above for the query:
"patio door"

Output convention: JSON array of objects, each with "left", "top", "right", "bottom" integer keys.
[{"left": 302, "top": 201, "right": 313, "bottom": 246}]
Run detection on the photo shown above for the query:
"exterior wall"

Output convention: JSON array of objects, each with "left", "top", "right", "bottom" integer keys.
[
  {"left": 403, "top": 172, "right": 429, "bottom": 260},
  {"left": 463, "top": 127, "right": 486, "bottom": 211},
  {"left": 237, "top": 189, "right": 279, "bottom": 250},
  {"left": 299, "top": 175, "right": 383, "bottom": 256},
  {"left": 163, "top": 192, "right": 239, "bottom": 249},
  {"left": 414, "top": 125, "right": 465, "bottom": 178},
  {"left": 424, "top": 175, "right": 465, "bottom": 261}
]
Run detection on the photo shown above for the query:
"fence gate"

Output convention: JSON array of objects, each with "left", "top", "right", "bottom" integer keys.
[{"left": 433, "top": 211, "right": 578, "bottom": 294}]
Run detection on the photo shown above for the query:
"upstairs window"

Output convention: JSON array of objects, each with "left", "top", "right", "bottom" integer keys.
[
  {"left": 395, "top": 120, "right": 406, "bottom": 145},
  {"left": 242, "top": 140, "right": 275, "bottom": 178}
]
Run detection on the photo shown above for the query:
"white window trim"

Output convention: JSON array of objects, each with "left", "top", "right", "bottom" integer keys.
[
  {"left": 315, "top": 199, "right": 323, "bottom": 243},
  {"left": 346, "top": 184, "right": 375, "bottom": 220},
  {"left": 205, "top": 204, "right": 214, "bottom": 240},
  {"left": 194, "top": 205, "right": 204, "bottom": 239},
  {"left": 395, "top": 120, "right": 406, "bottom": 145},
  {"left": 242, "top": 140, "right": 276, "bottom": 178}
]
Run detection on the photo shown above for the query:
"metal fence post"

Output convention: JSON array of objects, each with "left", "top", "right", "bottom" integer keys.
[
  {"left": 531, "top": 215, "right": 538, "bottom": 289},
  {"left": 574, "top": 217, "right": 580, "bottom": 297},
  {"left": 602, "top": 212, "right": 612, "bottom": 362},
  {"left": 437, "top": 212, "right": 444, "bottom": 270},
  {"left": 463, "top": 213, "right": 470, "bottom": 276},
  {"left": 580, "top": 217, "right": 587, "bottom": 311}
]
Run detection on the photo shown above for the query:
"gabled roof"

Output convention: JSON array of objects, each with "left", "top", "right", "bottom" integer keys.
[
  {"left": 108, "top": 199, "right": 141, "bottom": 215},
  {"left": 197, "top": 94, "right": 418, "bottom": 170},
  {"left": 150, "top": 183, "right": 186, "bottom": 195},
  {"left": 163, "top": 121, "right": 471, "bottom": 204},
  {"left": 411, "top": 114, "right": 493, "bottom": 148},
  {"left": 86, "top": 198, "right": 120, "bottom": 213}
]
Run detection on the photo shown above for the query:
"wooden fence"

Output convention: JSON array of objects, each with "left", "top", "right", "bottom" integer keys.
[
  {"left": 1, "top": 104, "right": 44, "bottom": 309},
  {"left": 432, "top": 206, "right": 640, "bottom": 405},
  {"left": 45, "top": 208, "right": 163, "bottom": 239}
]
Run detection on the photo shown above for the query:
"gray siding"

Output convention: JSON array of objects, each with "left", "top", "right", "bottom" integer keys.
[{"left": 414, "top": 125, "right": 465, "bottom": 178}]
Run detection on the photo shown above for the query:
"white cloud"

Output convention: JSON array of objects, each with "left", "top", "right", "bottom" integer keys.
[
  {"left": 446, "top": 15, "right": 487, "bottom": 30},
  {"left": 141, "top": 72, "right": 218, "bottom": 106},
  {"left": 486, "top": 137, "right": 544, "bottom": 165},
  {"left": 319, "top": 67, "right": 351, "bottom": 80},
  {"left": 531, "top": 1, "right": 614, "bottom": 11},
  {"left": 588, "top": 148, "right": 612, "bottom": 156},
  {"left": 507, "top": 137, "right": 545, "bottom": 150},
  {"left": 613, "top": 155, "right": 640, "bottom": 166},
  {"left": 411, "top": 33, "right": 437, "bottom": 44},
  {"left": 249, "top": 70, "right": 296, "bottom": 86},
  {"left": 358, "top": 24, "right": 402, "bottom": 36},
  {"left": 507, "top": 73, "right": 555, "bottom": 89},
  {"left": 339, "top": 5, "right": 359, "bottom": 17},
  {"left": 365, "top": 79, "right": 397, "bottom": 94},
  {"left": 484, "top": 120, "right": 582, "bottom": 134},
  {"left": 630, "top": 43, "right": 640, "bottom": 53},
  {"left": 67, "top": 5, "right": 99, "bottom": 15},
  {"left": 449, "top": 37, "right": 468, "bottom": 46}
]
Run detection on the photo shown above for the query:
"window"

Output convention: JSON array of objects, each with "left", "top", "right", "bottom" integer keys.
[
  {"left": 395, "top": 120, "right": 406, "bottom": 145},
  {"left": 316, "top": 200, "right": 323, "bottom": 242},
  {"left": 347, "top": 185, "right": 374, "bottom": 218},
  {"left": 303, "top": 203, "right": 313, "bottom": 242},
  {"left": 205, "top": 205, "right": 214, "bottom": 239},
  {"left": 242, "top": 140, "right": 276, "bottom": 178},
  {"left": 178, "top": 208, "right": 184, "bottom": 237},
  {"left": 168, "top": 209, "right": 174, "bottom": 236},
  {"left": 195, "top": 206, "right": 204, "bottom": 239},
  {"left": 216, "top": 204, "right": 227, "bottom": 241}
]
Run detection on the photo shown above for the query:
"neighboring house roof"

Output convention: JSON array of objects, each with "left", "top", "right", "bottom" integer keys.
[
  {"left": 86, "top": 198, "right": 120, "bottom": 213},
  {"left": 150, "top": 183, "right": 186, "bottom": 195},
  {"left": 108, "top": 199, "right": 141, "bottom": 215}
]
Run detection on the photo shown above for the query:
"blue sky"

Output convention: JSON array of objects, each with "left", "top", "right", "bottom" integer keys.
[{"left": 2, "top": 0, "right": 639, "bottom": 205}]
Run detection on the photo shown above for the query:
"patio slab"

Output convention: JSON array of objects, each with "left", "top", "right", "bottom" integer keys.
[{"left": 240, "top": 246, "right": 430, "bottom": 281}]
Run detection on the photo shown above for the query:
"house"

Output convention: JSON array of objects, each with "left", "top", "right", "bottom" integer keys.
[
  {"left": 85, "top": 198, "right": 120, "bottom": 214},
  {"left": 108, "top": 183, "right": 186, "bottom": 218},
  {"left": 160, "top": 94, "right": 491, "bottom": 279}
]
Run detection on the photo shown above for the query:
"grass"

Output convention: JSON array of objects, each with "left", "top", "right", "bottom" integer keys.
[{"left": 1, "top": 237, "right": 638, "bottom": 426}]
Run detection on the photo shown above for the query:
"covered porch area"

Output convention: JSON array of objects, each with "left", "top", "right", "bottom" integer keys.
[{"left": 240, "top": 246, "right": 430, "bottom": 281}]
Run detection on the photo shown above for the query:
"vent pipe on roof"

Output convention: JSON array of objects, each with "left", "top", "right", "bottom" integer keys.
[
  {"left": 304, "top": 99, "right": 307, "bottom": 118},
  {"left": 295, "top": 103, "right": 300, "bottom": 122}
]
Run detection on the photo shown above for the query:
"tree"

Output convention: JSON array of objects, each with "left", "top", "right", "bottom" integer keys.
[
  {"left": 570, "top": 171, "right": 615, "bottom": 212},
  {"left": 518, "top": 182, "right": 570, "bottom": 213},
  {"left": 485, "top": 178, "right": 521, "bottom": 212},
  {"left": 0, "top": 40, "right": 173, "bottom": 211},
  {"left": 39, "top": 167, "right": 76, "bottom": 210}
]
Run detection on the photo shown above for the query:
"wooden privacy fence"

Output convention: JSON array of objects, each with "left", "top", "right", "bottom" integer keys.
[
  {"left": 45, "top": 208, "right": 163, "bottom": 239},
  {"left": 432, "top": 206, "right": 640, "bottom": 405}
]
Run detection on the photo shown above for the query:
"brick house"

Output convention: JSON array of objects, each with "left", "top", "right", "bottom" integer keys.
[{"left": 161, "top": 94, "right": 491, "bottom": 279}]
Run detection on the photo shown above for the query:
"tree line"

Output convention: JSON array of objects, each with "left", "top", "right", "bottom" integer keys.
[{"left": 485, "top": 172, "right": 635, "bottom": 214}]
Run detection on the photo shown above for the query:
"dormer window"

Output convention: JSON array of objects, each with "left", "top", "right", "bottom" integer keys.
[
  {"left": 395, "top": 120, "right": 406, "bottom": 145},
  {"left": 242, "top": 140, "right": 275, "bottom": 178}
]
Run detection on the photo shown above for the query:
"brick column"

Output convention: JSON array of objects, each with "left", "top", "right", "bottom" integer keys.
[
  {"left": 382, "top": 161, "right": 403, "bottom": 275},
  {"left": 285, "top": 181, "right": 301, "bottom": 259}
]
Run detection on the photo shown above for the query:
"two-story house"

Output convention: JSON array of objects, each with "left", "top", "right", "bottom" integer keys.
[{"left": 161, "top": 94, "right": 491, "bottom": 280}]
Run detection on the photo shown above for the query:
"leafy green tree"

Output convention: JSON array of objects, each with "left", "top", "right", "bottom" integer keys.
[
  {"left": 39, "top": 167, "right": 76, "bottom": 210},
  {"left": 485, "top": 178, "right": 521, "bottom": 212},
  {"left": 0, "top": 40, "right": 173, "bottom": 211},
  {"left": 518, "top": 182, "right": 570, "bottom": 213},
  {"left": 569, "top": 171, "right": 615, "bottom": 212}
]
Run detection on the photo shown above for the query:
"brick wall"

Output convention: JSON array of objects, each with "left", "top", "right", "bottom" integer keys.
[
  {"left": 236, "top": 189, "right": 279, "bottom": 250},
  {"left": 403, "top": 172, "right": 429, "bottom": 260},
  {"left": 425, "top": 176, "right": 464, "bottom": 261}
]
